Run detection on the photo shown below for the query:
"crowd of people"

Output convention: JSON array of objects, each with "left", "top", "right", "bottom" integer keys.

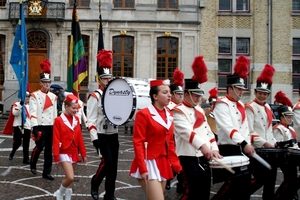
[{"left": 4, "top": 52, "right": 300, "bottom": 200}]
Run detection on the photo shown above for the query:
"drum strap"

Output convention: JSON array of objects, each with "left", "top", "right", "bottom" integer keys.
[{"left": 94, "top": 90, "right": 102, "bottom": 99}]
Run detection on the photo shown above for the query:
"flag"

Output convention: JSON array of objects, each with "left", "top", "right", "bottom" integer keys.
[
  {"left": 97, "top": 14, "right": 104, "bottom": 72},
  {"left": 67, "top": 3, "right": 87, "bottom": 97},
  {"left": 10, "top": 0, "right": 28, "bottom": 123}
]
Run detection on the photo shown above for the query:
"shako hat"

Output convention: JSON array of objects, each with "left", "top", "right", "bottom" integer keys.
[
  {"left": 274, "top": 91, "right": 294, "bottom": 117},
  {"left": 170, "top": 68, "right": 184, "bottom": 94},
  {"left": 255, "top": 64, "right": 275, "bottom": 93},
  {"left": 227, "top": 56, "right": 250, "bottom": 89},
  {"left": 184, "top": 55, "right": 208, "bottom": 96},
  {"left": 40, "top": 59, "right": 51, "bottom": 82},
  {"left": 96, "top": 49, "right": 112, "bottom": 79}
]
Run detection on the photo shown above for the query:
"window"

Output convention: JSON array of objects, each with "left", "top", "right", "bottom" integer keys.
[
  {"left": 69, "top": 0, "right": 90, "bottom": 7},
  {"left": 113, "top": 36, "right": 134, "bottom": 77},
  {"left": 158, "top": 0, "right": 178, "bottom": 9},
  {"left": 219, "top": 0, "right": 231, "bottom": 11},
  {"left": 293, "top": 38, "right": 300, "bottom": 91},
  {"left": 218, "top": 59, "right": 232, "bottom": 89},
  {"left": 218, "top": 38, "right": 231, "bottom": 54},
  {"left": 114, "top": 0, "right": 134, "bottom": 8},
  {"left": 293, "top": 0, "right": 300, "bottom": 12},
  {"left": 293, "top": 38, "right": 300, "bottom": 55},
  {"left": 0, "top": 35, "right": 5, "bottom": 86},
  {"left": 157, "top": 37, "right": 178, "bottom": 80},
  {"left": 217, "top": 37, "right": 250, "bottom": 89},
  {"left": 236, "top": 38, "right": 250, "bottom": 55},
  {"left": 219, "top": 0, "right": 249, "bottom": 12},
  {"left": 0, "top": 0, "right": 6, "bottom": 7}
]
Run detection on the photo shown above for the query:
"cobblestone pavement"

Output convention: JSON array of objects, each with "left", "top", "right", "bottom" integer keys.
[{"left": 0, "top": 117, "right": 296, "bottom": 200}]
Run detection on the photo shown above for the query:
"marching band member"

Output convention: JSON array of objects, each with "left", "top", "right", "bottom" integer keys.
[
  {"left": 166, "top": 68, "right": 184, "bottom": 191},
  {"left": 211, "top": 56, "right": 255, "bottom": 200},
  {"left": 87, "top": 49, "right": 119, "bottom": 200},
  {"left": 130, "top": 79, "right": 182, "bottom": 200},
  {"left": 53, "top": 94, "right": 87, "bottom": 200},
  {"left": 29, "top": 59, "right": 57, "bottom": 180},
  {"left": 4, "top": 91, "right": 31, "bottom": 164},
  {"left": 273, "top": 91, "right": 299, "bottom": 200},
  {"left": 245, "top": 64, "right": 277, "bottom": 199},
  {"left": 173, "top": 55, "right": 221, "bottom": 200}
]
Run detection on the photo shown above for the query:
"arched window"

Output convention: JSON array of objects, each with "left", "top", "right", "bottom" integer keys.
[
  {"left": 113, "top": 36, "right": 134, "bottom": 77},
  {"left": 157, "top": 37, "right": 178, "bottom": 80}
]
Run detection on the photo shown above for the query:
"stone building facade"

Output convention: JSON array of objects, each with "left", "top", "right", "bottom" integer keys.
[{"left": 0, "top": 0, "right": 299, "bottom": 112}]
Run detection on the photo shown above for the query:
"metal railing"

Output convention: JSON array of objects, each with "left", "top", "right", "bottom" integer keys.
[{"left": 9, "top": 1, "right": 65, "bottom": 21}]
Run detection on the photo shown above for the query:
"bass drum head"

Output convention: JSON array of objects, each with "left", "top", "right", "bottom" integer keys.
[{"left": 102, "top": 77, "right": 150, "bottom": 126}]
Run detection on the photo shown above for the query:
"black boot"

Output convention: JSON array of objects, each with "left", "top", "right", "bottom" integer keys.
[{"left": 8, "top": 152, "right": 14, "bottom": 160}]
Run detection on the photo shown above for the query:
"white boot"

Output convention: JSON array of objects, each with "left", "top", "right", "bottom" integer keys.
[
  {"left": 54, "top": 184, "right": 66, "bottom": 200},
  {"left": 65, "top": 188, "right": 72, "bottom": 200}
]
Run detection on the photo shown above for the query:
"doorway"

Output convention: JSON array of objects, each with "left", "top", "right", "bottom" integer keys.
[{"left": 27, "top": 31, "right": 48, "bottom": 92}]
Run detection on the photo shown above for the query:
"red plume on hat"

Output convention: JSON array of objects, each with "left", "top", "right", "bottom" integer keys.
[
  {"left": 209, "top": 87, "right": 218, "bottom": 99},
  {"left": 257, "top": 64, "right": 275, "bottom": 84},
  {"left": 173, "top": 68, "right": 184, "bottom": 87},
  {"left": 191, "top": 55, "right": 208, "bottom": 84},
  {"left": 274, "top": 91, "right": 293, "bottom": 107},
  {"left": 97, "top": 49, "right": 112, "bottom": 69},
  {"left": 40, "top": 59, "right": 51, "bottom": 73},
  {"left": 233, "top": 55, "right": 249, "bottom": 79}
]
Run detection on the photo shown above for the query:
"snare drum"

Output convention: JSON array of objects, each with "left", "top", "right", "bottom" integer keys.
[
  {"left": 210, "top": 156, "right": 250, "bottom": 184},
  {"left": 287, "top": 148, "right": 300, "bottom": 166},
  {"left": 102, "top": 77, "right": 151, "bottom": 126},
  {"left": 255, "top": 148, "right": 288, "bottom": 165}
]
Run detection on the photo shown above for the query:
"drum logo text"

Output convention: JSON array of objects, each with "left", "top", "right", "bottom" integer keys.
[
  {"left": 109, "top": 88, "right": 131, "bottom": 96},
  {"left": 113, "top": 116, "right": 122, "bottom": 121}
]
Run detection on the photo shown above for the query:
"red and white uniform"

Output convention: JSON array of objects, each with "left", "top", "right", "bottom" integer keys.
[
  {"left": 29, "top": 90, "right": 58, "bottom": 127},
  {"left": 173, "top": 101, "right": 218, "bottom": 156},
  {"left": 245, "top": 100, "right": 276, "bottom": 148},
  {"left": 213, "top": 95, "right": 250, "bottom": 145},
  {"left": 12, "top": 102, "right": 31, "bottom": 129},
  {"left": 273, "top": 122, "right": 298, "bottom": 145},
  {"left": 130, "top": 104, "right": 182, "bottom": 180},
  {"left": 293, "top": 101, "right": 300, "bottom": 138},
  {"left": 87, "top": 89, "right": 118, "bottom": 142},
  {"left": 52, "top": 113, "right": 86, "bottom": 163},
  {"left": 167, "top": 100, "right": 177, "bottom": 110}
]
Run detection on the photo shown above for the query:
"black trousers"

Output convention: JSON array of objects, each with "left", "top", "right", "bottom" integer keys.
[
  {"left": 211, "top": 145, "right": 251, "bottom": 200},
  {"left": 91, "top": 133, "right": 119, "bottom": 198},
  {"left": 275, "top": 162, "right": 298, "bottom": 200},
  {"left": 179, "top": 156, "right": 211, "bottom": 200},
  {"left": 249, "top": 157, "right": 278, "bottom": 200},
  {"left": 30, "top": 126, "right": 53, "bottom": 175},
  {"left": 11, "top": 127, "right": 30, "bottom": 160}
]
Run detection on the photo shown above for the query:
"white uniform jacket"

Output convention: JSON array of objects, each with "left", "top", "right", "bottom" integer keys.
[
  {"left": 212, "top": 95, "right": 250, "bottom": 145},
  {"left": 12, "top": 102, "right": 31, "bottom": 130},
  {"left": 167, "top": 101, "right": 177, "bottom": 110},
  {"left": 173, "top": 101, "right": 218, "bottom": 157},
  {"left": 293, "top": 101, "right": 300, "bottom": 139},
  {"left": 273, "top": 123, "right": 297, "bottom": 143},
  {"left": 246, "top": 100, "right": 276, "bottom": 148},
  {"left": 87, "top": 89, "right": 118, "bottom": 142},
  {"left": 29, "top": 90, "right": 58, "bottom": 127}
]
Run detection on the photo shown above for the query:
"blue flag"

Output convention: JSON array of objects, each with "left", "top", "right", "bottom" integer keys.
[{"left": 10, "top": 0, "right": 28, "bottom": 123}]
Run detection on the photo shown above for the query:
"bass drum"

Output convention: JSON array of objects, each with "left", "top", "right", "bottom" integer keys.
[{"left": 102, "top": 77, "right": 151, "bottom": 126}]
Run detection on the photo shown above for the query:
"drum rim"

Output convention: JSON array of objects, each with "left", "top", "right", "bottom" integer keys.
[{"left": 209, "top": 155, "right": 249, "bottom": 168}]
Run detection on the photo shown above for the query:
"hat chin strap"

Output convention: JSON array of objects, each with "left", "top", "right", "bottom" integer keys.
[
  {"left": 283, "top": 115, "right": 293, "bottom": 125},
  {"left": 188, "top": 91, "right": 198, "bottom": 107},
  {"left": 99, "top": 78, "right": 108, "bottom": 87},
  {"left": 232, "top": 86, "right": 243, "bottom": 100}
]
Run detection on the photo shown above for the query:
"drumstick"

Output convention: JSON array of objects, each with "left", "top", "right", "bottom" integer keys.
[
  {"left": 253, "top": 153, "right": 272, "bottom": 170},
  {"left": 212, "top": 157, "right": 235, "bottom": 174}
]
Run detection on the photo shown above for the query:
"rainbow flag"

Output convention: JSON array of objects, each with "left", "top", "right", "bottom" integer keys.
[{"left": 67, "top": 3, "right": 87, "bottom": 97}]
